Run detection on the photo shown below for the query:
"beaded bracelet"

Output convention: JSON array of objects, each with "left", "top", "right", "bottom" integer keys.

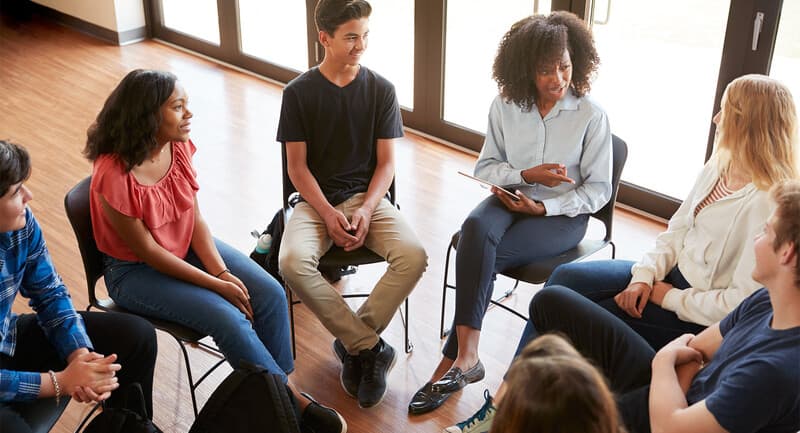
[
  {"left": 48, "top": 370, "right": 61, "bottom": 406},
  {"left": 215, "top": 268, "right": 231, "bottom": 278}
]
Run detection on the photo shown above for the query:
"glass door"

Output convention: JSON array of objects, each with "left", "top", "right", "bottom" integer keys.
[
  {"left": 161, "top": 0, "right": 220, "bottom": 45},
  {"left": 590, "top": 0, "right": 731, "bottom": 202},
  {"left": 238, "top": 1, "right": 309, "bottom": 72},
  {"left": 769, "top": 1, "right": 799, "bottom": 100},
  {"left": 358, "top": 0, "right": 415, "bottom": 110}
]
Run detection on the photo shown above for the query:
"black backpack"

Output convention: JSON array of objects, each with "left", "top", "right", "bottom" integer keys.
[
  {"left": 189, "top": 363, "right": 300, "bottom": 433},
  {"left": 80, "top": 383, "right": 162, "bottom": 433}
]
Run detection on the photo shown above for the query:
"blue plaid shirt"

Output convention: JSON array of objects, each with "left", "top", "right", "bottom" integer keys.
[{"left": 0, "top": 208, "right": 92, "bottom": 402}]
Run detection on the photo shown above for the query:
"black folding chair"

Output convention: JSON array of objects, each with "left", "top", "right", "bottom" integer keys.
[{"left": 64, "top": 176, "right": 226, "bottom": 417}]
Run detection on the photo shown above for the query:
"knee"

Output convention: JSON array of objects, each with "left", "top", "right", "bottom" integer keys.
[
  {"left": 118, "top": 314, "right": 157, "bottom": 364},
  {"left": 459, "top": 213, "right": 493, "bottom": 244},
  {"left": 251, "top": 282, "right": 288, "bottom": 313},
  {"left": 545, "top": 263, "right": 578, "bottom": 287},
  {"left": 278, "top": 245, "right": 317, "bottom": 282},
  {"left": 529, "top": 286, "right": 570, "bottom": 328},
  {"left": 390, "top": 242, "right": 428, "bottom": 277}
]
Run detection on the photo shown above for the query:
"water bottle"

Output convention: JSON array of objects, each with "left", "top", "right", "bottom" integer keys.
[
  {"left": 254, "top": 233, "right": 273, "bottom": 254},
  {"left": 249, "top": 230, "right": 272, "bottom": 266}
]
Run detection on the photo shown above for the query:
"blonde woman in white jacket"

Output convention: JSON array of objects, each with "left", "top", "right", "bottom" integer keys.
[{"left": 521, "top": 74, "right": 798, "bottom": 351}]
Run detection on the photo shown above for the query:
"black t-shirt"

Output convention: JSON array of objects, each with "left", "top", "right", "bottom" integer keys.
[{"left": 276, "top": 66, "right": 404, "bottom": 206}]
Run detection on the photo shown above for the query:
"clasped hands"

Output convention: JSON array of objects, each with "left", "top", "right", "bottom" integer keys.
[
  {"left": 60, "top": 348, "right": 122, "bottom": 403},
  {"left": 322, "top": 206, "right": 372, "bottom": 251}
]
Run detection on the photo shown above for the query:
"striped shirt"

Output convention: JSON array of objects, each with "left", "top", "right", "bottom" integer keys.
[
  {"left": 694, "top": 177, "right": 734, "bottom": 217},
  {"left": 0, "top": 208, "right": 92, "bottom": 402}
]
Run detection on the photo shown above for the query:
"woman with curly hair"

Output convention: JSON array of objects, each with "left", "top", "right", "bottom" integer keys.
[
  {"left": 85, "top": 69, "right": 346, "bottom": 433},
  {"left": 408, "top": 11, "right": 612, "bottom": 418}
]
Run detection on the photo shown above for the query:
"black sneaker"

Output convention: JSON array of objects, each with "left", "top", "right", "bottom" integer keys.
[
  {"left": 299, "top": 392, "right": 347, "bottom": 433},
  {"left": 357, "top": 339, "right": 396, "bottom": 408},
  {"left": 333, "top": 339, "right": 360, "bottom": 398}
]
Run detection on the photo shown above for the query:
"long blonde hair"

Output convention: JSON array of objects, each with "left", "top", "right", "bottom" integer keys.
[
  {"left": 715, "top": 74, "right": 798, "bottom": 189},
  {"left": 491, "top": 334, "right": 622, "bottom": 433}
]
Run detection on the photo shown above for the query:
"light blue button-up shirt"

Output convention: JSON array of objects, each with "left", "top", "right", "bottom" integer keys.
[{"left": 474, "top": 90, "right": 612, "bottom": 217}]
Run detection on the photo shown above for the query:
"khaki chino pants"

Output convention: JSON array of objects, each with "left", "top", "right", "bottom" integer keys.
[{"left": 278, "top": 193, "right": 428, "bottom": 353}]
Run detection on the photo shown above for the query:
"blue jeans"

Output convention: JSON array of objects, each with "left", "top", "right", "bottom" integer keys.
[
  {"left": 104, "top": 238, "right": 293, "bottom": 382},
  {"left": 515, "top": 259, "right": 705, "bottom": 356},
  {"left": 528, "top": 286, "right": 653, "bottom": 433},
  {"left": 443, "top": 196, "right": 589, "bottom": 359}
]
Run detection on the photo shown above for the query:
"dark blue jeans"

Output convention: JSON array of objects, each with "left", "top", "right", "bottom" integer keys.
[
  {"left": 528, "top": 286, "right": 654, "bottom": 433},
  {"left": 515, "top": 260, "right": 706, "bottom": 356},
  {"left": 443, "top": 196, "right": 589, "bottom": 359},
  {"left": 104, "top": 238, "right": 293, "bottom": 382}
]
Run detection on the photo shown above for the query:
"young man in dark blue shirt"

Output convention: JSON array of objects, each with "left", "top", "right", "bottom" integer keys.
[{"left": 277, "top": 0, "right": 427, "bottom": 409}]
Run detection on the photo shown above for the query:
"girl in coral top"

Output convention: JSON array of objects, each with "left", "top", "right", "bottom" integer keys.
[{"left": 84, "top": 69, "right": 345, "bottom": 432}]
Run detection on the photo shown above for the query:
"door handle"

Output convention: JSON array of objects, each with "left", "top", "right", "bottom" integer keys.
[{"left": 752, "top": 11, "right": 764, "bottom": 51}]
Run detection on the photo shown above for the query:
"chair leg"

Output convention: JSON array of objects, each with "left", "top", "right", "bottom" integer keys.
[
  {"left": 288, "top": 288, "right": 297, "bottom": 360},
  {"left": 170, "top": 333, "right": 200, "bottom": 417},
  {"left": 440, "top": 243, "right": 455, "bottom": 339},
  {"left": 403, "top": 297, "right": 412, "bottom": 353}
]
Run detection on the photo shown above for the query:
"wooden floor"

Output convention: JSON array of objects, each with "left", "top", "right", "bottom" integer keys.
[{"left": 0, "top": 13, "right": 665, "bottom": 433}]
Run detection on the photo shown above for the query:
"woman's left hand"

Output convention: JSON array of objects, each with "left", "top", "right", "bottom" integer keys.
[
  {"left": 218, "top": 271, "right": 254, "bottom": 321},
  {"left": 492, "top": 187, "right": 546, "bottom": 216}
]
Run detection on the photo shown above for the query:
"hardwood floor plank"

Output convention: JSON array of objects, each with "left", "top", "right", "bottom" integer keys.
[{"left": 0, "top": 13, "right": 665, "bottom": 433}]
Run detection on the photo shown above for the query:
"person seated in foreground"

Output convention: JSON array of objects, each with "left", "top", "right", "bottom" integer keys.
[
  {"left": 0, "top": 140, "right": 157, "bottom": 433},
  {"left": 486, "top": 334, "right": 622, "bottom": 433}
]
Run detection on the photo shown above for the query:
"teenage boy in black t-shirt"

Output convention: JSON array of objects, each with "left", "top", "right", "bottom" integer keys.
[{"left": 277, "top": 0, "right": 427, "bottom": 409}]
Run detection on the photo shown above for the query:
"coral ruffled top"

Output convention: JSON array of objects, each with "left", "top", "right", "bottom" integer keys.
[{"left": 90, "top": 140, "right": 200, "bottom": 262}]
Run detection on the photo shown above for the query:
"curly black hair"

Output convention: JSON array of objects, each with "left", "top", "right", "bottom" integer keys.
[
  {"left": 84, "top": 69, "right": 177, "bottom": 171},
  {"left": 0, "top": 140, "right": 31, "bottom": 197},
  {"left": 492, "top": 11, "right": 600, "bottom": 112},
  {"left": 315, "top": 0, "right": 372, "bottom": 35}
]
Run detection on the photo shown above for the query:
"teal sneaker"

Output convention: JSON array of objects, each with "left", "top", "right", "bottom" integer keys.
[{"left": 443, "top": 390, "right": 496, "bottom": 433}]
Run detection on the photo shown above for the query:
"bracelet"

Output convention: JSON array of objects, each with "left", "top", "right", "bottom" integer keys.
[
  {"left": 214, "top": 268, "right": 231, "bottom": 278},
  {"left": 48, "top": 370, "right": 61, "bottom": 406}
]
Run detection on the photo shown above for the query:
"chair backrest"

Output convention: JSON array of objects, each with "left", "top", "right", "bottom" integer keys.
[
  {"left": 63, "top": 176, "right": 105, "bottom": 307},
  {"left": 593, "top": 134, "right": 629, "bottom": 242},
  {"left": 279, "top": 142, "right": 396, "bottom": 209}
]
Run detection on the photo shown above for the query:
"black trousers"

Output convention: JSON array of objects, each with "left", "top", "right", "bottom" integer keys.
[
  {"left": 530, "top": 285, "right": 657, "bottom": 433},
  {"left": 0, "top": 311, "right": 157, "bottom": 433}
]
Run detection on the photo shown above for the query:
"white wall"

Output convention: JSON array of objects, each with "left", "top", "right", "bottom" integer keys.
[
  {"left": 32, "top": 0, "right": 145, "bottom": 32},
  {"left": 114, "top": 0, "right": 146, "bottom": 32}
]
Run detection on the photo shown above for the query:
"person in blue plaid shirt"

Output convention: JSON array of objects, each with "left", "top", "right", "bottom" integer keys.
[{"left": 0, "top": 140, "right": 157, "bottom": 433}]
